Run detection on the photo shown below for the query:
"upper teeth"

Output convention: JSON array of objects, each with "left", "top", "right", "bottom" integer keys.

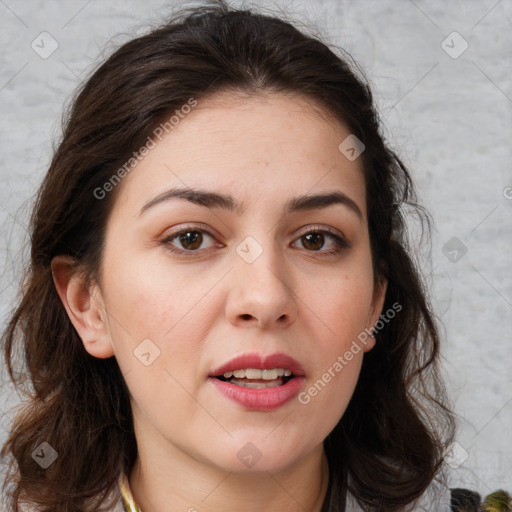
[{"left": 223, "top": 368, "right": 292, "bottom": 380}]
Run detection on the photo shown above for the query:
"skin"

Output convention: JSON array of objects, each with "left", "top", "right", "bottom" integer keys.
[{"left": 53, "top": 91, "right": 387, "bottom": 512}]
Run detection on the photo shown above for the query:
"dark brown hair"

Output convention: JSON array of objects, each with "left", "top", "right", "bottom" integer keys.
[{"left": 1, "top": 1, "right": 454, "bottom": 510}]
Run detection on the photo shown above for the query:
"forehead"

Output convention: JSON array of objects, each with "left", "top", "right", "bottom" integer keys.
[{"left": 109, "top": 90, "right": 367, "bottom": 218}]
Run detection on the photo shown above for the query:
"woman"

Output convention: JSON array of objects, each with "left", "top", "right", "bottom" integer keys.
[{"left": 1, "top": 1, "right": 456, "bottom": 510}]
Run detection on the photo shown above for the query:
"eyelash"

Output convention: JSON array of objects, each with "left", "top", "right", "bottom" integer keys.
[{"left": 160, "top": 224, "right": 350, "bottom": 257}]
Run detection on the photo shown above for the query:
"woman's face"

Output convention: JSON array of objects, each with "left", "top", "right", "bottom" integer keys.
[{"left": 94, "top": 91, "right": 386, "bottom": 474}]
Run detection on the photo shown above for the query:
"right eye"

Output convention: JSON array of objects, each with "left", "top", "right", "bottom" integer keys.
[{"left": 161, "top": 227, "right": 219, "bottom": 254}]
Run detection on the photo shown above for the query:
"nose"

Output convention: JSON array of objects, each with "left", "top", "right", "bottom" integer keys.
[{"left": 225, "top": 243, "right": 297, "bottom": 329}]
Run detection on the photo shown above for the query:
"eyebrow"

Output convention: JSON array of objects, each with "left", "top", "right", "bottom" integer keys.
[{"left": 140, "top": 187, "right": 363, "bottom": 220}]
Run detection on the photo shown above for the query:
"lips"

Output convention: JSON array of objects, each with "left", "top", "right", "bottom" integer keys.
[
  {"left": 208, "top": 352, "right": 306, "bottom": 411},
  {"left": 209, "top": 352, "right": 306, "bottom": 378}
]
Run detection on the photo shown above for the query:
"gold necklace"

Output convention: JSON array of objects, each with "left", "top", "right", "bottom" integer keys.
[{"left": 119, "top": 472, "right": 142, "bottom": 512}]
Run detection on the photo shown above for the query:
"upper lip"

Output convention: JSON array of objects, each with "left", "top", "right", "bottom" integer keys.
[{"left": 209, "top": 352, "right": 306, "bottom": 377}]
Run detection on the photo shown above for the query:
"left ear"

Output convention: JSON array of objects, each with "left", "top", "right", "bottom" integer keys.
[{"left": 362, "top": 276, "right": 388, "bottom": 353}]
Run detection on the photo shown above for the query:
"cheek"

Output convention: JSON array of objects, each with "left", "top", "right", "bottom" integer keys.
[
  {"left": 99, "top": 255, "right": 204, "bottom": 375},
  {"left": 100, "top": 251, "right": 230, "bottom": 400},
  {"left": 296, "top": 350, "right": 362, "bottom": 445},
  {"left": 101, "top": 249, "right": 219, "bottom": 336},
  {"left": 294, "top": 267, "right": 373, "bottom": 415},
  {"left": 302, "top": 270, "right": 374, "bottom": 344}
]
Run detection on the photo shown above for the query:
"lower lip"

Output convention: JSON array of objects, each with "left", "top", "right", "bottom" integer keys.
[{"left": 209, "top": 376, "right": 305, "bottom": 411}]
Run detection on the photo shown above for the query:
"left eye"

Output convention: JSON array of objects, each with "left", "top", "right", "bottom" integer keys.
[{"left": 292, "top": 231, "right": 345, "bottom": 252}]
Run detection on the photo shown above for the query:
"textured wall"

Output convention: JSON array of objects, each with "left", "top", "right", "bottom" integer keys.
[{"left": 1, "top": 0, "right": 511, "bottom": 505}]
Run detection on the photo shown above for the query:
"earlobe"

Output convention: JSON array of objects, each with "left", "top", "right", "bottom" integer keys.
[{"left": 51, "top": 256, "right": 115, "bottom": 359}]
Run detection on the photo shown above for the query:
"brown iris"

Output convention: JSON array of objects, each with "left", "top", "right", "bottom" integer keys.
[
  {"left": 179, "top": 231, "right": 203, "bottom": 250},
  {"left": 302, "top": 232, "right": 324, "bottom": 250}
]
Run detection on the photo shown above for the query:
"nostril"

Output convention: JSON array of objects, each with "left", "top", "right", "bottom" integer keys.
[{"left": 240, "top": 314, "right": 253, "bottom": 320}]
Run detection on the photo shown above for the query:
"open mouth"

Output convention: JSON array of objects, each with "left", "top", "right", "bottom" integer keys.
[{"left": 214, "top": 368, "right": 295, "bottom": 389}]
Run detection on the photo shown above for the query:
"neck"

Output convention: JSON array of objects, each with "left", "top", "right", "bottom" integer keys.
[{"left": 129, "top": 435, "right": 330, "bottom": 512}]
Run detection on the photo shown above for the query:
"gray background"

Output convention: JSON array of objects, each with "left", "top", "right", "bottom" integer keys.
[{"left": 1, "top": 0, "right": 511, "bottom": 504}]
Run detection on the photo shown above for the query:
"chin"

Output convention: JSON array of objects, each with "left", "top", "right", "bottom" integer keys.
[{"left": 208, "top": 437, "right": 316, "bottom": 475}]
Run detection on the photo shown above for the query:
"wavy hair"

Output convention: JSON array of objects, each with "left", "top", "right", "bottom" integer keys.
[{"left": 1, "top": 1, "right": 454, "bottom": 510}]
